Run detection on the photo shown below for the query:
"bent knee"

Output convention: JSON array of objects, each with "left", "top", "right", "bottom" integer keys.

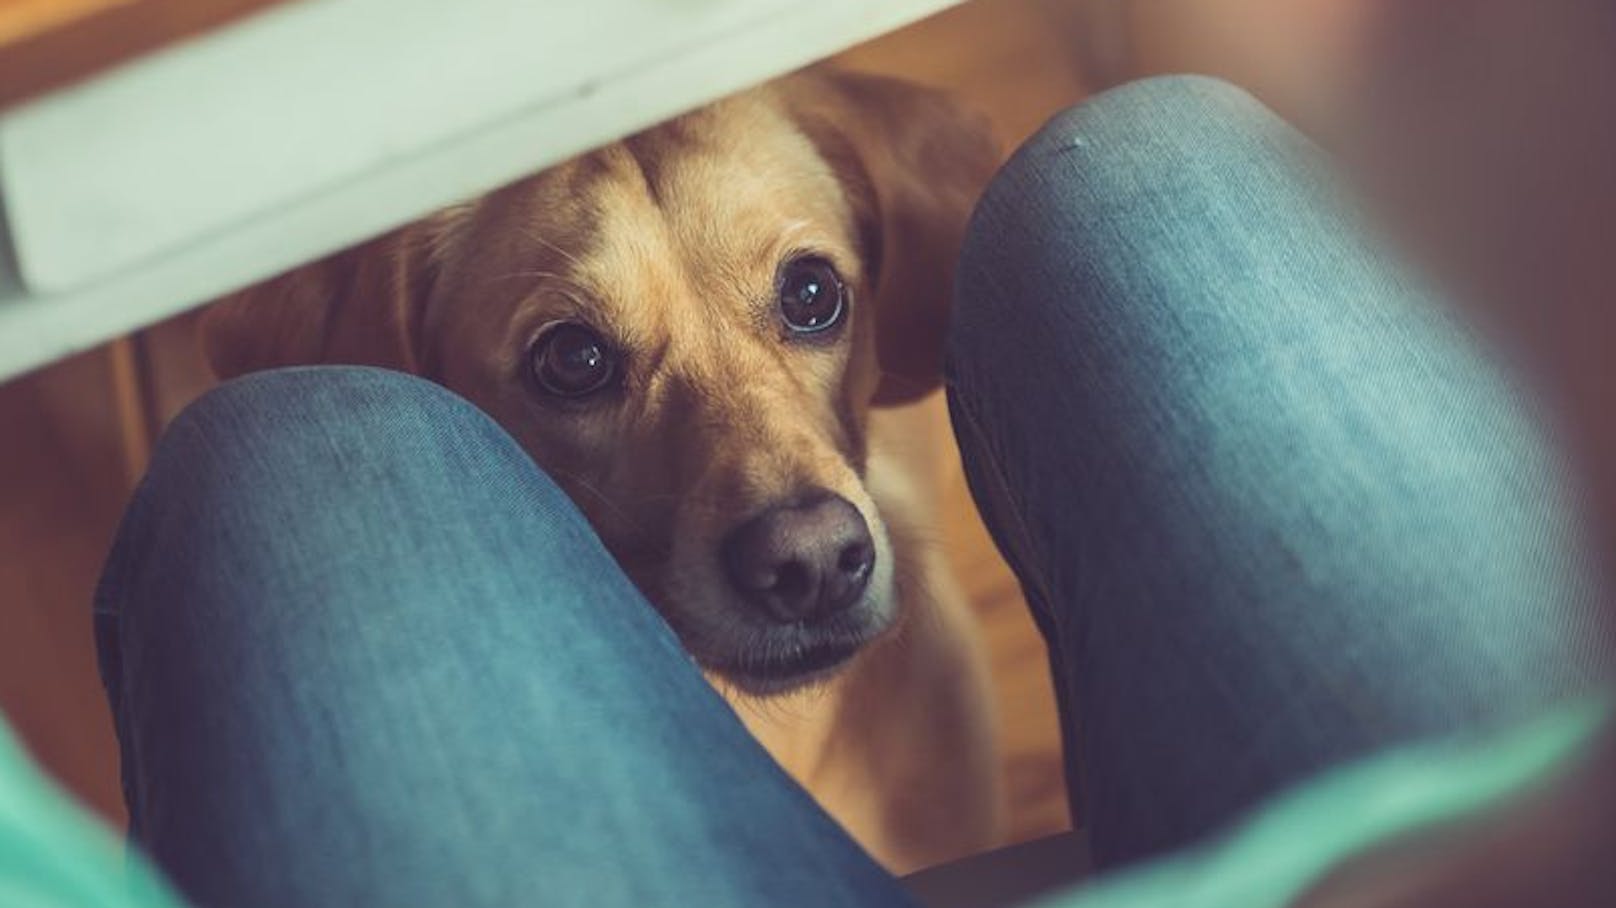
[
  {"left": 949, "top": 75, "right": 1315, "bottom": 384},
  {"left": 163, "top": 367, "right": 490, "bottom": 461},
  {"left": 138, "top": 366, "right": 583, "bottom": 568},
  {"left": 107, "top": 366, "right": 604, "bottom": 629},
  {"left": 967, "top": 75, "right": 1284, "bottom": 242}
]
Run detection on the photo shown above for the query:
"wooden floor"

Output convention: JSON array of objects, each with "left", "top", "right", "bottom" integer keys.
[{"left": 0, "top": 0, "right": 1356, "bottom": 857}]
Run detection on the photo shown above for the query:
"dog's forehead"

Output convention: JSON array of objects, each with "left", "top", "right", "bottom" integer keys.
[
  {"left": 619, "top": 95, "right": 845, "bottom": 217},
  {"left": 534, "top": 98, "right": 860, "bottom": 305}
]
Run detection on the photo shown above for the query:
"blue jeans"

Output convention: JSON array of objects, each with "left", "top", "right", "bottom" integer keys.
[{"left": 95, "top": 77, "right": 1606, "bottom": 907}]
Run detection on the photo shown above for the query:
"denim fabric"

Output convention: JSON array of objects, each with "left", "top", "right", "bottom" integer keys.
[
  {"left": 90, "top": 75, "right": 1610, "bottom": 908},
  {"left": 93, "top": 368, "right": 912, "bottom": 908},
  {"left": 947, "top": 75, "right": 1610, "bottom": 871}
]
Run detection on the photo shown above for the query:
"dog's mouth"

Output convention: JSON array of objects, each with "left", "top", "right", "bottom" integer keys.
[
  {"left": 719, "top": 637, "right": 863, "bottom": 695},
  {"left": 707, "top": 608, "right": 892, "bottom": 696}
]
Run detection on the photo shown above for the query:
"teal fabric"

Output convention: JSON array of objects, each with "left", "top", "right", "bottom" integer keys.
[
  {"left": 1038, "top": 698, "right": 1610, "bottom": 908},
  {"left": 0, "top": 718, "right": 181, "bottom": 908}
]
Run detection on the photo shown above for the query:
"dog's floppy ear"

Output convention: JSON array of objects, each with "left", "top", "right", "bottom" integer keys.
[
  {"left": 781, "top": 69, "right": 1000, "bottom": 406},
  {"left": 201, "top": 213, "right": 464, "bottom": 379}
]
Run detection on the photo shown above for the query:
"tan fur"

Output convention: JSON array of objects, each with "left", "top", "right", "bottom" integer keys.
[{"left": 201, "top": 67, "right": 1003, "bottom": 872}]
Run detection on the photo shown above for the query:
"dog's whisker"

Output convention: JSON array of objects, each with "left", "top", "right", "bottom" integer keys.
[{"left": 545, "top": 467, "right": 660, "bottom": 548}]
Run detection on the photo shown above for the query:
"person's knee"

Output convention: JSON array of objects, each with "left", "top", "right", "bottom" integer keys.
[
  {"left": 1007, "top": 74, "right": 1279, "bottom": 176},
  {"left": 949, "top": 75, "right": 1295, "bottom": 380},
  {"left": 149, "top": 366, "right": 568, "bottom": 515},
  {"left": 963, "top": 74, "right": 1283, "bottom": 254},
  {"left": 116, "top": 366, "right": 590, "bottom": 616},
  {"left": 943, "top": 75, "right": 1331, "bottom": 517},
  {"left": 159, "top": 366, "right": 494, "bottom": 474}
]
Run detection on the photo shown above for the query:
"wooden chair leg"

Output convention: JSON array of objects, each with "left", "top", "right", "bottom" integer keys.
[{"left": 107, "top": 332, "right": 160, "bottom": 490}]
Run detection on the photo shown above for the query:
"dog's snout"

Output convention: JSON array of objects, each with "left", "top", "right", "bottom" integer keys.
[{"left": 722, "top": 490, "right": 875, "bottom": 623}]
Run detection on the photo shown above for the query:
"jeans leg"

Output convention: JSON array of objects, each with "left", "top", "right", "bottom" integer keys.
[
  {"left": 947, "top": 76, "right": 1611, "bottom": 871},
  {"left": 94, "top": 367, "right": 911, "bottom": 908}
]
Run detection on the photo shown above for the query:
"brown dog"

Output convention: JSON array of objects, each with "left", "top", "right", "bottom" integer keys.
[{"left": 201, "top": 67, "right": 1003, "bottom": 872}]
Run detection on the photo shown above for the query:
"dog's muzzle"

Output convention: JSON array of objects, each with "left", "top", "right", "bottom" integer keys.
[{"left": 714, "top": 488, "right": 882, "bottom": 692}]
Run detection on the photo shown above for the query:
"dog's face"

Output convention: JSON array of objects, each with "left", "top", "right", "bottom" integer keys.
[
  {"left": 429, "top": 102, "right": 896, "bottom": 692},
  {"left": 203, "top": 71, "right": 997, "bottom": 693}
]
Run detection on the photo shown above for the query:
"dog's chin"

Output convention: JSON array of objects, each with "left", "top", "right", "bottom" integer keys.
[{"left": 704, "top": 601, "right": 895, "bottom": 697}]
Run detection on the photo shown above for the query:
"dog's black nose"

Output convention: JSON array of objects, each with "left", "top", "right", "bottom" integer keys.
[{"left": 722, "top": 490, "right": 875, "bottom": 623}]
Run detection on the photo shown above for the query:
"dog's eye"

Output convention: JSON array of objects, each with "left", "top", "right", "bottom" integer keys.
[
  {"left": 529, "top": 323, "right": 620, "bottom": 398},
  {"left": 778, "top": 257, "right": 846, "bottom": 335}
]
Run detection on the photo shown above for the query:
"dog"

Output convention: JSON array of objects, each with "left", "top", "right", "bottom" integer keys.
[{"left": 200, "top": 67, "right": 1004, "bottom": 873}]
